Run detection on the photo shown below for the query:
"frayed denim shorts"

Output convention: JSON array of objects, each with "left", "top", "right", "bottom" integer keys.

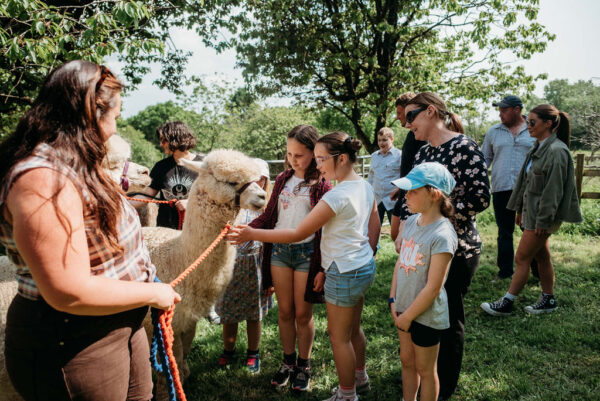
[
  {"left": 324, "top": 258, "right": 375, "bottom": 307},
  {"left": 271, "top": 240, "right": 314, "bottom": 273}
]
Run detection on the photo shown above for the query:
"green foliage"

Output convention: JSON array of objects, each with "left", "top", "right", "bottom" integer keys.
[
  {"left": 195, "top": 0, "right": 554, "bottom": 152},
  {"left": 0, "top": 0, "right": 202, "bottom": 139},
  {"left": 116, "top": 120, "right": 162, "bottom": 167}
]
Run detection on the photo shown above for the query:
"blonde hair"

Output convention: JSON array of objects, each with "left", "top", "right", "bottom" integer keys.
[{"left": 377, "top": 127, "right": 394, "bottom": 141}]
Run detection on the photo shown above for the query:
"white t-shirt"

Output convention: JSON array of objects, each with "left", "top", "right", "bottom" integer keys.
[
  {"left": 275, "top": 174, "right": 314, "bottom": 243},
  {"left": 320, "top": 179, "right": 375, "bottom": 273}
]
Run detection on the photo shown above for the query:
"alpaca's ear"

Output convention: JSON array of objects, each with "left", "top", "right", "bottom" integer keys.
[{"left": 179, "top": 158, "right": 206, "bottom": 173}]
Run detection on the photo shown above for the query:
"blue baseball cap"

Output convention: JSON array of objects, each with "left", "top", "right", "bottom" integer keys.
[{"left": 391, "top": 162, "right": 456, "bottom": 195}]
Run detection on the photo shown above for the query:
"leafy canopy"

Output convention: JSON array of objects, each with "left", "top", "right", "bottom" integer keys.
[{"left": 195, "top": 0, "right": 554, "bottom": 151}]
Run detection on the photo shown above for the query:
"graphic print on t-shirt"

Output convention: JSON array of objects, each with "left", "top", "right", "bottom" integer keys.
[
  {"left": 397, "top": 237, "right": 425, "bottom": 276},
  {"left": 279, "top": 179, "right": 308, "bottom": 210},
  {"left": 160, "top": 168, "right": 195, "bottom": 200}
]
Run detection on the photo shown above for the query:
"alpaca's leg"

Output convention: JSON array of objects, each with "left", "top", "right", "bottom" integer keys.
[{"left": 174, "top": 320, "right": 196, "bottom": 381}]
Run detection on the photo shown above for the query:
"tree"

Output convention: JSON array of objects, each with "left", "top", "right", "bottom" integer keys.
[
  {"left": 0, "top": 0, "right": 200, "bottom": 138},
  {"left": 116, "top": 121, "right": 162, "bottom": 166},
  {"left": 195, "top": 0, "right": 554, "bottom": 152}
]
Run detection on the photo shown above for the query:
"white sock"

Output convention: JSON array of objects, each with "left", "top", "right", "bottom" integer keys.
[
  {"left": 504, "top": 292, "right": 516, "bottom": 301},
  {"left": 355, "top": 366, "right": 368, "bottom": 384},
  {"left": 338, "top": 386, "right": 356, "bottom": 400}
]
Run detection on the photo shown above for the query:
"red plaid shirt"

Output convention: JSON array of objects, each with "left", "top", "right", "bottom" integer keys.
[
  {"left": 0, "top": 143, "right": 156, "bottom": 300},
  {"left": 249, "top": 169, "right": 332, "bottom": 303}
]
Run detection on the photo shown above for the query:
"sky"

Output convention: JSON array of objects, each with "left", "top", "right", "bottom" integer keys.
[{"left": 112, "top": 0, "right": 600, "bottom": 118}]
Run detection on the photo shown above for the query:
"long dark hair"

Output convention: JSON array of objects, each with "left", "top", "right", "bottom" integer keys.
[
  {"left": 0, "top": 60, "right": 125, "bottom": 250},
  {"left": 406, "top": 92, "right": 464, "bottom": 134},
  {"left": 286, "top": 124, "right": 321, "bottom": 186},
  {"left": 317, "top": 131, "right": 363, "bottom": 165},
  {"left": 530, "top": 104, "right": 571, "bottom": 147}
]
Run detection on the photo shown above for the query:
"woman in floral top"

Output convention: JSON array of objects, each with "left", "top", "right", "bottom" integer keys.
[{"left": 395, "top": 92, "right": 490, "bottom": 401}]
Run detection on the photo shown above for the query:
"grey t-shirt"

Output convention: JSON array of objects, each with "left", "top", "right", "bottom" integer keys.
[{"left": 394, "top": 214, "right": 458, "bottom": 330}]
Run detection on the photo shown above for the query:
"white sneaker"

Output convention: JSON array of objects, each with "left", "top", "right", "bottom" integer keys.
[{"left": 322, "top": 391, "right": 358, "bottom": 401}]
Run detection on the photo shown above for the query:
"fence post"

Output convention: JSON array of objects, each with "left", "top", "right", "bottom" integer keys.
[
  {"left": 575, "top": 153, "right": 584, "bottom": 203},
  {"left": 361, "top": 157, "right": 365, "bottom": 178}
]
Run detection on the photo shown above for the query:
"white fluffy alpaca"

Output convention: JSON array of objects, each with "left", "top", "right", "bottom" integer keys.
[
  {"left": 142, "top": 149, "right": 266, "bottom": 400},
  {"left": 0, "top": 134, "right": 152, "bottom": 401}
]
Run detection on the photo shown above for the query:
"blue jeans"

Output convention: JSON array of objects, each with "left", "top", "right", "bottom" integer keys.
[{"left": 324, "top": 259, "right": 375, "bottom": 307}]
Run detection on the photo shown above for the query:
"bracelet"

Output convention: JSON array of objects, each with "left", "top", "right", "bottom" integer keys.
[{"left": 388, "top": 297, "right": 395, "bottom": 305}]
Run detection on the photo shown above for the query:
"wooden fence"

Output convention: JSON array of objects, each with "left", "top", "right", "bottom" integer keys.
[
  {"left": 575, "top": 153, "right": 600, "bottom": 202},
  {"left": 265, "top": 155, "right": 372, "bottom": 182}
]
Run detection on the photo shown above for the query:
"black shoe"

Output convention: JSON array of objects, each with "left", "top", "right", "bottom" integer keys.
[
  {"left": 292, "top": 365, "right": 310, "bottom": 392},
  {"left": 524, "top": 294, "right": 557, "bottom": 314},
  {"left": 480, "top": 296, "right": 514, "bottom": 316},
  {"left": 271, "top": 363, "right": 295, "bottom": 388}
]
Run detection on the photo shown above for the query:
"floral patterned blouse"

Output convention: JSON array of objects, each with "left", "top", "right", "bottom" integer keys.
[{"left": 397, "top": 134, "right": 491, "bottom": 258}]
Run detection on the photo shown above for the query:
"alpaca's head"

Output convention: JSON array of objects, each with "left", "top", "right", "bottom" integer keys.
[
  {"left": 181, "top": 149, "right": 267, "bottom": 210},
  {"left": 103, "top": 135, "right": 152, "bottom": 192}
]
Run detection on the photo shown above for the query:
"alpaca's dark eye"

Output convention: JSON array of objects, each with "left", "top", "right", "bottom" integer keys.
[{"left": 228, "top": 182, "right": 238, "bottom": 187}]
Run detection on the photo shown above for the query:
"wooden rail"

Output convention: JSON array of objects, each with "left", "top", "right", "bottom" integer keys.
[{"left": 575, "top": 153, "right": 600, "bottom": 202}]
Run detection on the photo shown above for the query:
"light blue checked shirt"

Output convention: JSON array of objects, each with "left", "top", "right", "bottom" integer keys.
[
  {"left": 367, "top": 146, "right": 402, "bottom": 210},
  {"left": 481, "top": 122, "right": 535, "bottom": 193}
]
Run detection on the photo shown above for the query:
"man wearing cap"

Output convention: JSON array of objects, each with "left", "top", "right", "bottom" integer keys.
[{"left": 481, "top": 95, "right": 536, "bottom": 280}]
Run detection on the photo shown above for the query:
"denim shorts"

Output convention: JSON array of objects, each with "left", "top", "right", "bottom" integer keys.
[
  {"left": 324, "top": 258, "right": 375, "bottom": 307},
  {"left": 271, "top": 240, "right": 314, "bottom": 273}
]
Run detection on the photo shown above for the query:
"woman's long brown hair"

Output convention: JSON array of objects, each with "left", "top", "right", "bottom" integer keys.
[{"left": 0, "top": 60, "right": 125, "bottom": 251}]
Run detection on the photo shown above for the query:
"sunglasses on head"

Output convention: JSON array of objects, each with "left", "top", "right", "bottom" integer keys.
[
  {"left": 95, "top": 65, "right": 114, "bottom": 91},
  {"left": 406, "top": 107, "right": 426, "bottom": 124}
]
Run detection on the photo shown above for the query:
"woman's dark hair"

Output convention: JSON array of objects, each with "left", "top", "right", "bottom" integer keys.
[
  {"left": 287, "top": 124, "right": 321, "bottom": 186},
  {"left": 425, "top": 186, "right": 455, "bottom": 218},
  {"left": 406, "top": 92, "right": 464, "bottom": 134},
  {"left": 530, "top": 104, "right": 571, "bottom": 147},
  {"left": 317, "top": 131, "right": 362, "bottom": 164},
  {"left": 0, "top": 60, "right": 124, "bottom": 250},
  {"left": 156, "top": 121, "right": 197, "bottom": 152}
]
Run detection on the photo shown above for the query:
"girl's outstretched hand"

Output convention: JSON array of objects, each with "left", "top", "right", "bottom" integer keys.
[
  {"left": 313, "top": 271, "right": 325, "bottom": 292},
  {"left": 151, "top": 283, "right": 181, "bottom": 310},
  {"left": 227, "top": 224, "right": 254, "bottom": 244},
  {"left": 394, "top": 312, "right": 411, "bottom": 332}
]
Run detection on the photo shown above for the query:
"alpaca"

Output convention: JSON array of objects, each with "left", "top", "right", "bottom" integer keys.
[
  {"left": 103, "top": 134, "right": 152, "bottom": 193},
  {"left": 142, "top": 149, "right": 266, "bottom": 400},
  {"left": 0, "top": 134, "right": 152, "bottom": 401}
]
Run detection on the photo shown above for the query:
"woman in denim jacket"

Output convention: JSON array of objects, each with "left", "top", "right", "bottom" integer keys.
[{"left": 481, "top": 104, "right": 582, "bottom": 317}]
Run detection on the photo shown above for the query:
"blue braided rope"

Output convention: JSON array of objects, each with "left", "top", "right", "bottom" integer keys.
[{"left": 150, "top": 277, "right": 177, "bottom": 401}]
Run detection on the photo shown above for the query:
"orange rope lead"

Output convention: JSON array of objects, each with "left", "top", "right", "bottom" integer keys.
[
  {"left": 125, "top": 196, "right": 178, "bottom": 205},
  {"left": 158, "top": 224, "right": 231, "bottom": 401}
]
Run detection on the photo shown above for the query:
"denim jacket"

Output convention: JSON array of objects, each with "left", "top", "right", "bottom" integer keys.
[{"left": 507, "top": 134, "right": 582, "bottom": 229}]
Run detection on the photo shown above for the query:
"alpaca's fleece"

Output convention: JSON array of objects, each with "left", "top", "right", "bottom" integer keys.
[
  {"left": 103, "top": 134, "right": 151, "bottom": 192},
  {"left": 0, "top": 135, "right": 152, "bottom": 401},
  {"left": 142, "top": 149, "right": 267, "bottom": 400}
]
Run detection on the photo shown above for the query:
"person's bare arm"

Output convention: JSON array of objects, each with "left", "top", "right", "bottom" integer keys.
[{"left": 7, "top": 169, "right": 180, "bottom": 315}]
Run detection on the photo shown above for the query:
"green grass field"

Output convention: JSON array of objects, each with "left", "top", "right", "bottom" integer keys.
[{"left": 179, "top": 206, "right": 599, "bottom": 401}]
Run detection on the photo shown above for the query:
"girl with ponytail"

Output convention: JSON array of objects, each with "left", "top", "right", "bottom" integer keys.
[
  {"left": 230, "top": 131, "right": 380, "bottom": 401},
  {"left": 395, "top": 92, "right": 491, "bottom": 400},
  {"left": 481, "top": 104, "right": 582, "bottom": 317}
]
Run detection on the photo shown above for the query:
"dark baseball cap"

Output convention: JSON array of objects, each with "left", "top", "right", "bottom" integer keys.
[{"left": 492, "top": 95, "right": 523, "bottom": 108}]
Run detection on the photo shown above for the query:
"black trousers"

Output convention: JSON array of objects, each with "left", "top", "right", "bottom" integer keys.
[
  {"left": 492, "top": 190, "right": 537, "bottom": 278},
  {"left": 437, "top": 253, "right": 480, "bottom": 399},
  {"left": 377, "top": 201, "right": 392, "bottom": 225}
]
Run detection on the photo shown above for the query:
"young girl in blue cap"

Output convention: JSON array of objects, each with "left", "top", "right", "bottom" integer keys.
[{"left": 389, "top": 162, "right": 458, "bottom": 401}]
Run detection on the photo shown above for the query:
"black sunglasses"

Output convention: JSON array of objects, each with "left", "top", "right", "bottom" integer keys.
[{"left": 406, "top": 107, "right": 426, "bottom": 124}]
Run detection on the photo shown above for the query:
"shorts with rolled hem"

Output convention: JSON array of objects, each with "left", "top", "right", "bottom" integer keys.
[
  {"left": 324, "top": 259, "right": 375, "bottom": 307},
  {"left": 395, "top": 313, "right": 445, "bottom": 347},
  {"left": 271, "top": 240, "right": 314, "bottom": 273}
]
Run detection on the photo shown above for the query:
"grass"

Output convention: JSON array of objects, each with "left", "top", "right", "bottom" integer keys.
[{"left": 180, "top": 208, "right": 600, "bottom": 400}]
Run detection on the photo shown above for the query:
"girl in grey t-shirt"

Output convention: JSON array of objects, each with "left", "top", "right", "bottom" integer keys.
[{"left": 388, "top": 162, "right": 458, "bottom": 401}]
